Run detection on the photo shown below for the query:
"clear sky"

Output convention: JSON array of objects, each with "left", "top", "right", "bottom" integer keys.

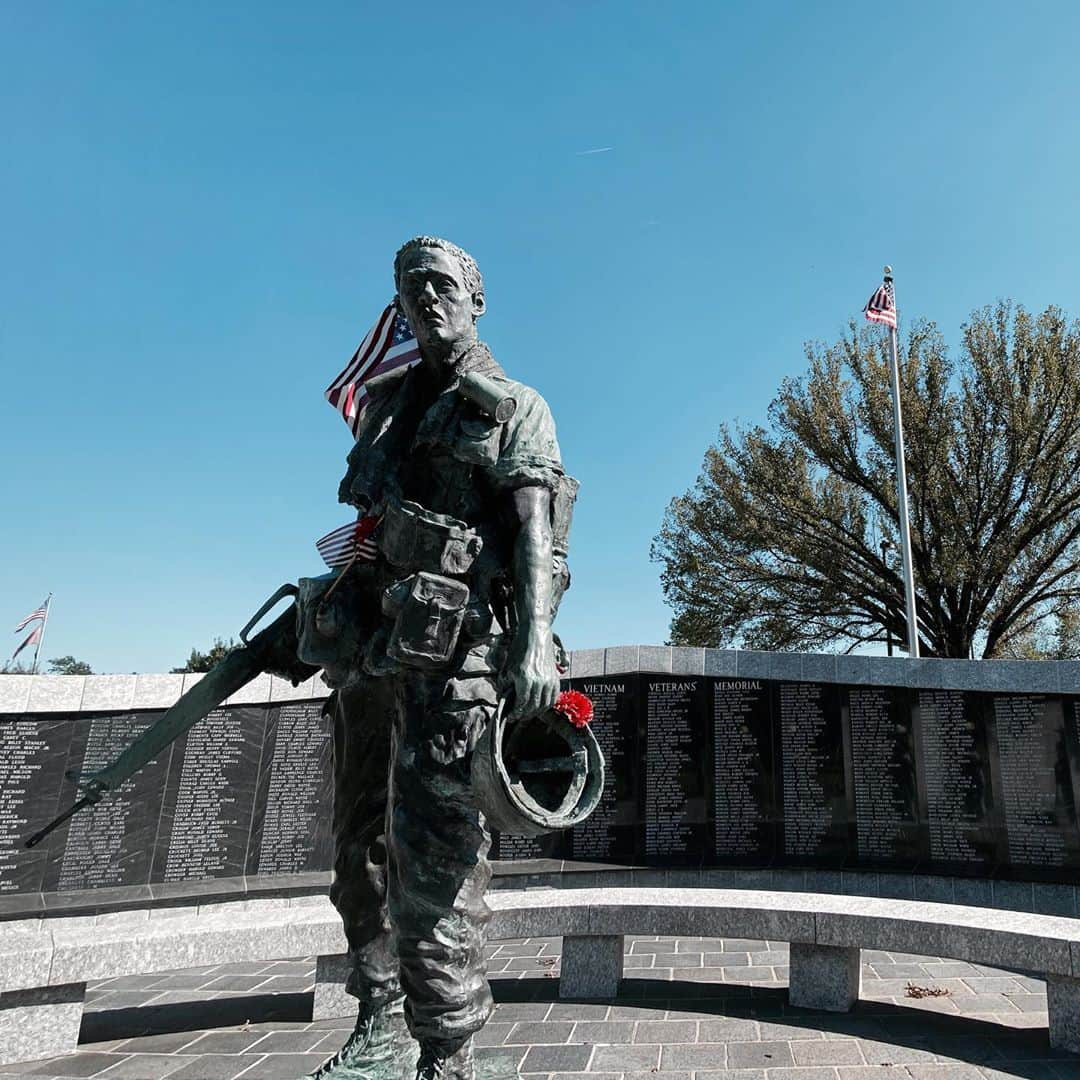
[{"left": 3, "top": 2, "right": 1079, "bottom": 674}]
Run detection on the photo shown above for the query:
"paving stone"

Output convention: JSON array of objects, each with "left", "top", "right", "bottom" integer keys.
[
  {"left": 568, "top": 1021, "right": 634, "bottom": 1044},
  {"left": 768, "top": 1070, "right": 841, "bottom": 1080},
  {"left": 21, "top": 1053, "right": 124, "bottom": 1076},
  {"left": 903, "top": 1067, "right": 987, "bottom": 1079},
  {"left": 506, "top": 1022, "right": 575, "bottom": 1045},
  {"left": 546, "top": 1004, "right": 609, "bottom": 1021},
  {"left": 698, "top": 1017, "right": 759, "bottom": 1042},
  {"left": 88, "top": 1055, "right": 193, "bottom": 1078},
  {"left": 110, "top": 1033, "right": 204, "bottom": 1055},
  {"left": 695, "top": 1071, "right": 765, "bottom": 1080},
  {"left": 491, "top": 1003, "right": 552, "bottom": 1021},
  {"left": 725, "top": 1040, "right": 796, "bottom": 1069},
  {"left": 790, "top": 1040, "right": 865, "bottom": 1066},
  {"left": 137, "top": 1054, "right": 243, "bottom": 1080},
  {"left": 243, "top": 1030, "right": 327, "bottom": 1053},
  {"left": 856, "top": 1039, "right": 938, "bottom": 1065},
  {"left": 518, "top": 1044, "right": 593, "bottom": 1073},
  {"left": 230, "top": 1053, "right": 327, "bottom": 1078},
  {"left": 588, "top": 1043, "right": 661, "bottom": 1071},
  {"left": 473, "top": 1022, "right": 515, "bottom": 1047},
  {"left": 633, "top": 1020, "right": 698, "bottom": 1043}
]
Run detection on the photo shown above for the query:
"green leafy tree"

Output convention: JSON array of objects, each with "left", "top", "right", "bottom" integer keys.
[
  {"left": 47, "top": 656, "right": 93, "bottom": 675},
  {"left": 652, "top": 303, "right": 1080, "bottom": 659},
  {"left": 171, "top": 638, "right": 237, "bottom": 673}
]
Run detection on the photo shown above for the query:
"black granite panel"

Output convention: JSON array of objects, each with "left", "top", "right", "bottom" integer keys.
[
  {"left": 846, "top": 686, "right": 922, "bottom": 866},
  {"left": 914, "top": 690, "right": 1003, "bottom": 873},
  {"left": 152, "top": 707, "right": 267, "bottom": 883},
  {"left": 993, "top": 695, "right": 1080, "bottom": 874},
  {"left": 245, "top": 701, "right": 333, "bottom": 876},
  {"left": 712, "top": 679, "right": 774, "bottom": 863},
  {"left": 643, "top": 676, "right": 712, "bottom": 865},
  {"left": 42, "top": 712, "right": 172, "bottom": 892},
  {"left": 777, "top": 682, "right": 849, "bottom": 863},
  {"left": 0, "top": 717, "right": 72, "bottom": 894},
  {"left": 566, "top": 675, "right": 642, "bottom": 864}
]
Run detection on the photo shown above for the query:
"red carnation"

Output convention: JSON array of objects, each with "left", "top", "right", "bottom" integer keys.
[{"left": 554, "top": 690, "right": 594, "bottom": 729}]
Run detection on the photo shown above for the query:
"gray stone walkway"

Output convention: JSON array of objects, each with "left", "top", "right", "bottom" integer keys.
[{"left": 1, "top": 936, "right": 1070, "bottom": 1080}]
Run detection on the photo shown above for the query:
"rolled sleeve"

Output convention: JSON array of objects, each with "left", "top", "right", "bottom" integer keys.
[{"left": 490, "top": 388, "right": 564, "bottom": 492}]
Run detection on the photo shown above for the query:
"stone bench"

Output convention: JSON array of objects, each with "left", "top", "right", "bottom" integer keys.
[{"left": 4, "top": 887, "right": 1080, "bottom": 1066}]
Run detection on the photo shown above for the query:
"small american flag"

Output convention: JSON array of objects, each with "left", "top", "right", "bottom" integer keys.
[
  {"left": 325, "top": 304, "right": 421, "bottom": 436},
  {"left": 865, "top": 279, "right": 897, "bottom": 329},
  {"left": 14, "top": 601, "right": 48, "bottom": 633},
  {"left": 11, "top": 625, "right": 41, "bottom": 660},
  {"left": 316, "top": 516, "right": 380, "bottom": 569}
]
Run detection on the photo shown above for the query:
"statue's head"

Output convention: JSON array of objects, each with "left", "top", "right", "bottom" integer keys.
[{"left": 393, "top": 236, "right": 485, "bottom": 357}]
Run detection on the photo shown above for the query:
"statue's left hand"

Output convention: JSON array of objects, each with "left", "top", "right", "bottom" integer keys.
[{"left": 505, "top": 634, "right": 559, "bottom": 722}]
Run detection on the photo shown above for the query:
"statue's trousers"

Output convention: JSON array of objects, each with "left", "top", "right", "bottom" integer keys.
[{"left": 328, "top": 675, "right": 495, "bottom": 1052}]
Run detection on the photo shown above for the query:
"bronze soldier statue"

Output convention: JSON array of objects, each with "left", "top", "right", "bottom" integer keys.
[{"left": 308, "top": 236, "right": 576, "bottom": 1080}]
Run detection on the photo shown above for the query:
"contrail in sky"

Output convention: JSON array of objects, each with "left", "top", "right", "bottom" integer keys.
[{"left": 576, "top": 146, "right": 614, "bottom": 155}]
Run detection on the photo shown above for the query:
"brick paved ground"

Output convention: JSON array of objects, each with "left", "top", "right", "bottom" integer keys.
[{"left": 1, "top": 935, "right": 1072, "bottom": 1080}]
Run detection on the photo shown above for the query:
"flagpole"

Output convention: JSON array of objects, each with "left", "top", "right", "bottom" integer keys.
[
  {"left": 883, "top": 268, "right": 920, "bottom": 658},
  {"left": 31, "top": 594, "right": 52, "bottom": 675}
]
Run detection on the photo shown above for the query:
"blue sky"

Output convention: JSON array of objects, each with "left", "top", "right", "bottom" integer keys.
[{"left": 3, "top": 2, "right": 1079, "bottom": 673}]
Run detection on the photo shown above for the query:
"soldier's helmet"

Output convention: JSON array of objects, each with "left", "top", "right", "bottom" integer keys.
[{"left": 472, "top": 697, "right": 605, "bottom": 837}]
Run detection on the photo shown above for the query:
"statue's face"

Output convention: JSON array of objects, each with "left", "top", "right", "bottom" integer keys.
[{"left": 396, "top": 246, "right": 484, "bottom": 356}]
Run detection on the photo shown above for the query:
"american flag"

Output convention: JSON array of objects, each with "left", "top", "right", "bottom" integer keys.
[
  {"left": 14, "top": 600, "right": 48, "bottom": 633},
  {"left": 11, "top": 626, "right": 41, "bottom": 660},
  {"left": 316, "top": 516, "right": 380, "bottom": 569},
  {"left": 865, "top": 279, "right": 898, "bottom": 329},
  {"left": 325, "top": 304, "right": 421, "bottom": 436}
]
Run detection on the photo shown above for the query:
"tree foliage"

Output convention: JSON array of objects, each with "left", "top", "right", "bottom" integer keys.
[
  {"left": 47, "top": 656, "right": 93, "bottom": 675},
  {"left": 171, "top": 638, "right": 237, "bottom": 674},
  {"left": 652, "top": 303, "right": 1080, "bottom": 659}
]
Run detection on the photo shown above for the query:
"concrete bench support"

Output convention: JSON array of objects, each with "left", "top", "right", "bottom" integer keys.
[
  {"left": 788, "top": 942, "right": 861, "bottom": 1013},
  {"left": 0, "top": 983, "right": 86, "bottom": 1068},
  {"left": 312, "top": 954, "right": 357, "bottom": 1022},
  {"left": 1049, "top": 974, "right": 1080, "bottom": 1053},
  {"left": 559, "top": 934, "right": 624, "bottom": 1000}
]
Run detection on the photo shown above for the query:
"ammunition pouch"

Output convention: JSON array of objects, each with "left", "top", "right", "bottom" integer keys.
[
  {"left": 295, "top": 573, "right": 371, "bottom": 688},
  {"left": 379, "top": 498, "right": 483, "bottom": 577},
  {"left": 383, "top": 571, "right": 470, "bottom": 670}
]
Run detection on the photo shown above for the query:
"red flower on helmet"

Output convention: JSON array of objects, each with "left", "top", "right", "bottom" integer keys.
[{"left": 554, "top": 690, "right": 594, "bottom": 729}]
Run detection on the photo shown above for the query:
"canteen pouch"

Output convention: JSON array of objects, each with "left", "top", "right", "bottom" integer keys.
[
  {"left": 295, "top": 572, "right": 373, "bottom": 688},
  {"left": 379, "top": 498, "right": 483, "bottom": 577},
  {"left": 384, "top": 572, "right": 470, "bottom": 670}
]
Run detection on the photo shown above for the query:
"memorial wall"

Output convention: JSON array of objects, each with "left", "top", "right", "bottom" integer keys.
[
  {"left": 1, "top": 648, "right": 1079, "bottom": 908},
  {"left": 492, "top": 671, "right": 1080, "bottom": 882},
  {"left": 0, "top": 696, "right": 333, "bottom": 903}
]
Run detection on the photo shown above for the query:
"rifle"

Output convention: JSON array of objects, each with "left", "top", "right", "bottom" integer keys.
[{"left": 25, "top": 584, "right": 319, "bottom": 849}]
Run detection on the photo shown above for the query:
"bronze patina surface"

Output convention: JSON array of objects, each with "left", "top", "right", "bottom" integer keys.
[{"left": 307, "top": 236, "right": 579, "bottom": 1080}]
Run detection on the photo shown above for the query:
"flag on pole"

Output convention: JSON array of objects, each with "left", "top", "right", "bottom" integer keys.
[
  {"left": 14, "top": 601, "right": 48, "bottom": 633},
  {"left": 11, "top": 626, "right": 41, "bottom": 661},
  {"left": 325, "top": 304, "right": 421, "bottom": 436},
  {"left": 316, "top": 516, "right": 381, "bottom": 569},
  {"left": 865, "top": 279, "right": 898, "bottom": 329}
]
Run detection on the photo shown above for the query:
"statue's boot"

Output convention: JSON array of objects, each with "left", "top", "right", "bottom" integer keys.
[
  {"left": 307, "top": 995, "right": 413, "bottom": 1080},
  {"left": 414, "top": 1036, "right": 476, "bottom": 1080}
]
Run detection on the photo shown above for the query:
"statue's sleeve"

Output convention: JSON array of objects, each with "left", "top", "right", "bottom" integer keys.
[{"left": 490, "top": 387, "right": 564, "bottom": 492}]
